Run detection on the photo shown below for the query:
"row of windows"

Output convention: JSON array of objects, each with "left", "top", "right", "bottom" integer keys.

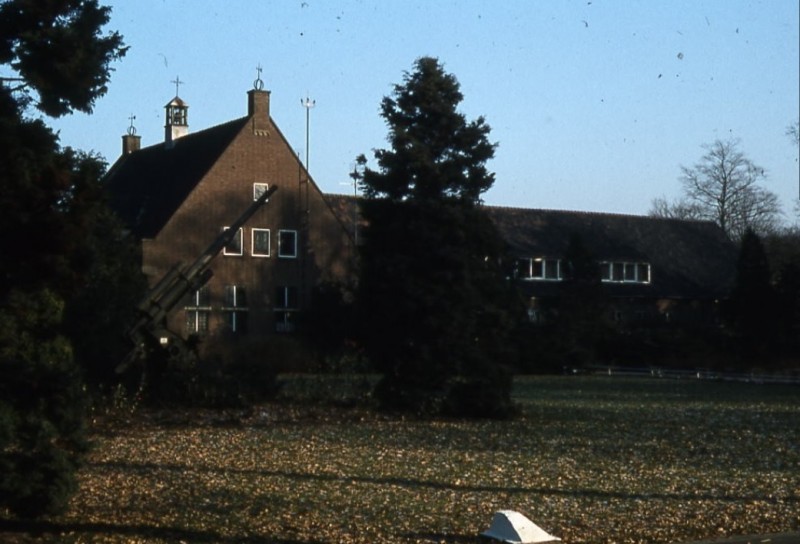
[
  {"left": 223, "top": 227, "right": 298, "bottom": 258},
  {"left": 600, "top": 261, "right": 651, "bottom": 284},
  {"left": 184, "top": 285, "right": 299, "bottom": 335},
  {"left": 515, "top": 258, "right": 651, "bottom": 284}
]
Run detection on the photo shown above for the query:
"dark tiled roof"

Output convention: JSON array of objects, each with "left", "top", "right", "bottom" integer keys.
[
  {"left": 104, "top": 117, "right": 248, "bottom": 238},
  {"left": 323, "top": 196, "right": 738, "bottom": 300},
  {"left": 486, "top": 206, "right": 737, "bottom": 299},
  {"left": 323, "top": 193, "right": 365, "bottom": 241}
]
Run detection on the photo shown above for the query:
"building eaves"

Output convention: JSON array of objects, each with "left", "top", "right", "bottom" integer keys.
[{"left": 104, "top": 116, "right": 249, "bottom": 238}]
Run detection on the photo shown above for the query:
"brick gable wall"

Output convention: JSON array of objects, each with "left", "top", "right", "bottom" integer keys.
[{"left": 141, "top": 101, "right": 354, "bottom": 343}]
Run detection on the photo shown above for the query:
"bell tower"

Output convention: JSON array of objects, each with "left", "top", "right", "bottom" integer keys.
[{"left": 164, "top": 76, "right": 189, "bottom": 145}]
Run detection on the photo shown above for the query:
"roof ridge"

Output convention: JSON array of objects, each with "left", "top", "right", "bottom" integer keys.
[
  {"left": 484, "top": 203, "right": 649, "bottom": 218},
  {"left": 321, "top": 193, "right": 718, "bottom": 228},
  {"left": 484, "top": 203, "right": 717, "bottom": 226},
  {"left": 133, "top": 115, "right": 249, "bottom": 153}
]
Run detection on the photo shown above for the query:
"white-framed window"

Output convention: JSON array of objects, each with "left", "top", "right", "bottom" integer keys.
[
  {"left": 253, "top": 182, "right": 270, "bottom": 201},
  {"left": 252, "top": 228, "right": 270, "bottom": 257},
  {"left": 278, "top": 229, "right": 298, "bottom": 258},
  {"left": 636, "top": 263, "right": 651, "bottom": 283},
  {"left": 185, "top": 287, "right": 211, "bottom": 335},
  {"left": 222, "top": 285, "right": 248, "bottom": 333},
  {"left": 223, "top": 227, "right": 243, "bottom": 256},
  {"left": 600, "top": 261, "right": 651, "bottom": 284},
  {"left": 274, "top": 285, "right": 299, "bottom": 333},
  {"left": 516, "top": 257, "right": 562, "bottom": 281}
]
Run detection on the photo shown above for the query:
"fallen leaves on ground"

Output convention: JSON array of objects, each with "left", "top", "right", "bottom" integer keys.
[{"left": 2, "top": 376, "right": 798, "bottom": 544}]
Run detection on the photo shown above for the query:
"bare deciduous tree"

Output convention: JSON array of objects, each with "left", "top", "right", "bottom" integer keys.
[
  {"left": 649, "top": 196, "right": 704, "bottom": 220},
  {"left": 787, "top": 120, "right": 800, "bottom": 148},
  {"left": 652, "top": 139, "right": 781, "bottom": 240}
]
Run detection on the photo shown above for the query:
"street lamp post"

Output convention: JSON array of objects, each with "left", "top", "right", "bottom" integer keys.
[{"left": 300, "top": 95, "right": 315, "bottom": 172}]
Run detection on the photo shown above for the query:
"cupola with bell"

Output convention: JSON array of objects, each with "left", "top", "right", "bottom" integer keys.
[{"left": 164, "top": 76, "right": 189, "bottom": 145}]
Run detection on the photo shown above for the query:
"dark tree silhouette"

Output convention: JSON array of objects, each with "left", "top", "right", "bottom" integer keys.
[
  {"left": 729, "top": 229, "right": 779, "bottom": 366},
  {"left": 355, "top": 57, "right": 520, "bottom": 418},
  {"left": 0, "top": 0, "right": 128, "bottom": 517}
]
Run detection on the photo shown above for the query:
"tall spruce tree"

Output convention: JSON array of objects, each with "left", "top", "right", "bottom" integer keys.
[
  {"left": 356, "top": 57, "right": 520, "bottom": 418},
  {"left": 553, "top": 233, "right": 611, "bottom": 368},
  {"left": 730, "top": 229, "right": 779, "bottom": 366},
  {"left": 0, "top": 0, "right": 127, "bottom": 517}
]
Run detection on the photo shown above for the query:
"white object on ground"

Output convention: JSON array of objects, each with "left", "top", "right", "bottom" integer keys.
[{"left": 480, "top": 510, "right": 561, "bottom": 544}]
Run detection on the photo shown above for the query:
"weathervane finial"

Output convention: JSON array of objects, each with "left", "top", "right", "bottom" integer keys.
[
  {"left": 127, "top": 114, "right": 137, "bottom": 136},
  {"left": 254, "top": 64, "right": 264, "bottom": 91}
]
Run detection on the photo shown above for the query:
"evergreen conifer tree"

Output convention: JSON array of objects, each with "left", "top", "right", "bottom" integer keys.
[
  {"left": 730, "top": 228, "right": 779, "bottom": 365},
  {"left": 0, "top": 0, "right": 127, "bottom": 517},
  {"left": 356, "top": 57, "right": 521, "bottom": 418}
]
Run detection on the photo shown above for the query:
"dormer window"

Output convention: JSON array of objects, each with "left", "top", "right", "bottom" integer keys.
[
  {"left": 516, "top": 257, "right": 562, "bottom": 280},
  {"left": 600, "top": 261, "right": 651, "bottom": 284}
]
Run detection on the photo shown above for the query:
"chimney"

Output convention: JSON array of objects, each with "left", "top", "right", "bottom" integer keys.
[
  {"left": 122, "top": 133, "right": 141, "bottom": 155},
  {"left": 248, "top": 89, "right": 270, "bottom": 135},
  {"left": 164, "top": 96, "right": 189, "bottom": 145}
]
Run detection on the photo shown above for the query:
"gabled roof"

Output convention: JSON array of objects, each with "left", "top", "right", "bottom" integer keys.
[{"left": 104, "top": 116, "right": 248, "bottom": 238}]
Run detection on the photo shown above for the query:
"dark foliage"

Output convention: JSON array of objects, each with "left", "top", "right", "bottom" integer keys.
[
  {"left": 764, "top": 229, "right": 800, "bottom": 362},
  {"left": 0, "top": 0, "right": 127, "bottom": 518},
  {"left": 356, "top": 58, "right": 521, "bottom": 418},
  {"left": 551, "top": 232, "right": 612, "bottom": 368},
  {"left": 0, "top": 290, "right": 88, "bottom": 518},
  {"left": 0, "top": 0, "right": 127, "bottom": 116},
  {"left": 728, "top": 229, "right": 780, "bottom": 366},
  {"left": 64, "top": 202, "right": 147, "bottom": 388},
  {"left": 300, "top": 281, "right": 359, "bottom": 362}
]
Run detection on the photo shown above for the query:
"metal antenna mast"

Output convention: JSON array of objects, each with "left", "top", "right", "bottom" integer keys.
[{"left": 301, "top": 95, "right": 315, "bottom": 172}]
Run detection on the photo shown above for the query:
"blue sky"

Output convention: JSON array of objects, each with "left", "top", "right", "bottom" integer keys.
[{"left": 50, "top": 0, "right": 799, "bottom": 219}]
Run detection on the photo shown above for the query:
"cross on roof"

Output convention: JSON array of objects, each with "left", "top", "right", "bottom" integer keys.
[{"left": 171, "top": 75, "right": 183, "bottom": 96}]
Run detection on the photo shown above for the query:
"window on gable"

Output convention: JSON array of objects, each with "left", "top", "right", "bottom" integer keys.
[
  {"left": 275, "top": 286, "right": 299, "bottom": 309},
  {"left": 223, "top": 285, "right": 248, "bottom": 333},
  {"left": 185, "top": 286, "right": 210, "bottom": 335},
  {"left": 252, "top": 228, "right": 270, "bottom": 257},
  {"left": 253, "top": 182, "right": 269, "bottom": 201},
  {"left": 274, "top": 285, "right": 299, "bottom": 333},
  {"left": 223, "top": 227, "right": 243, "bottom": 256},
  {"left": 278, "top": 229, "right": 298, "bottom": 258}
]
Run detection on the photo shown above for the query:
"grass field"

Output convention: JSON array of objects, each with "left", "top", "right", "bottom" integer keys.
[{"left": 1, "top": 375, "right": 798, "bottom": 544}]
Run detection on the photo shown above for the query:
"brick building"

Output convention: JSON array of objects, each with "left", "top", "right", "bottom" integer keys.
[
  {"left": 105, "top": 83, "right": 355, "bottom": 346},
  {"left": 106, "top": 81, "right": 737, "bottom": 352}
]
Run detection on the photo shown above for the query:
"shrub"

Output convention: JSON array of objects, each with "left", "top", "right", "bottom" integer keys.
[{"left": 0, "top": 290, "right": 88, "bottom": 518}]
